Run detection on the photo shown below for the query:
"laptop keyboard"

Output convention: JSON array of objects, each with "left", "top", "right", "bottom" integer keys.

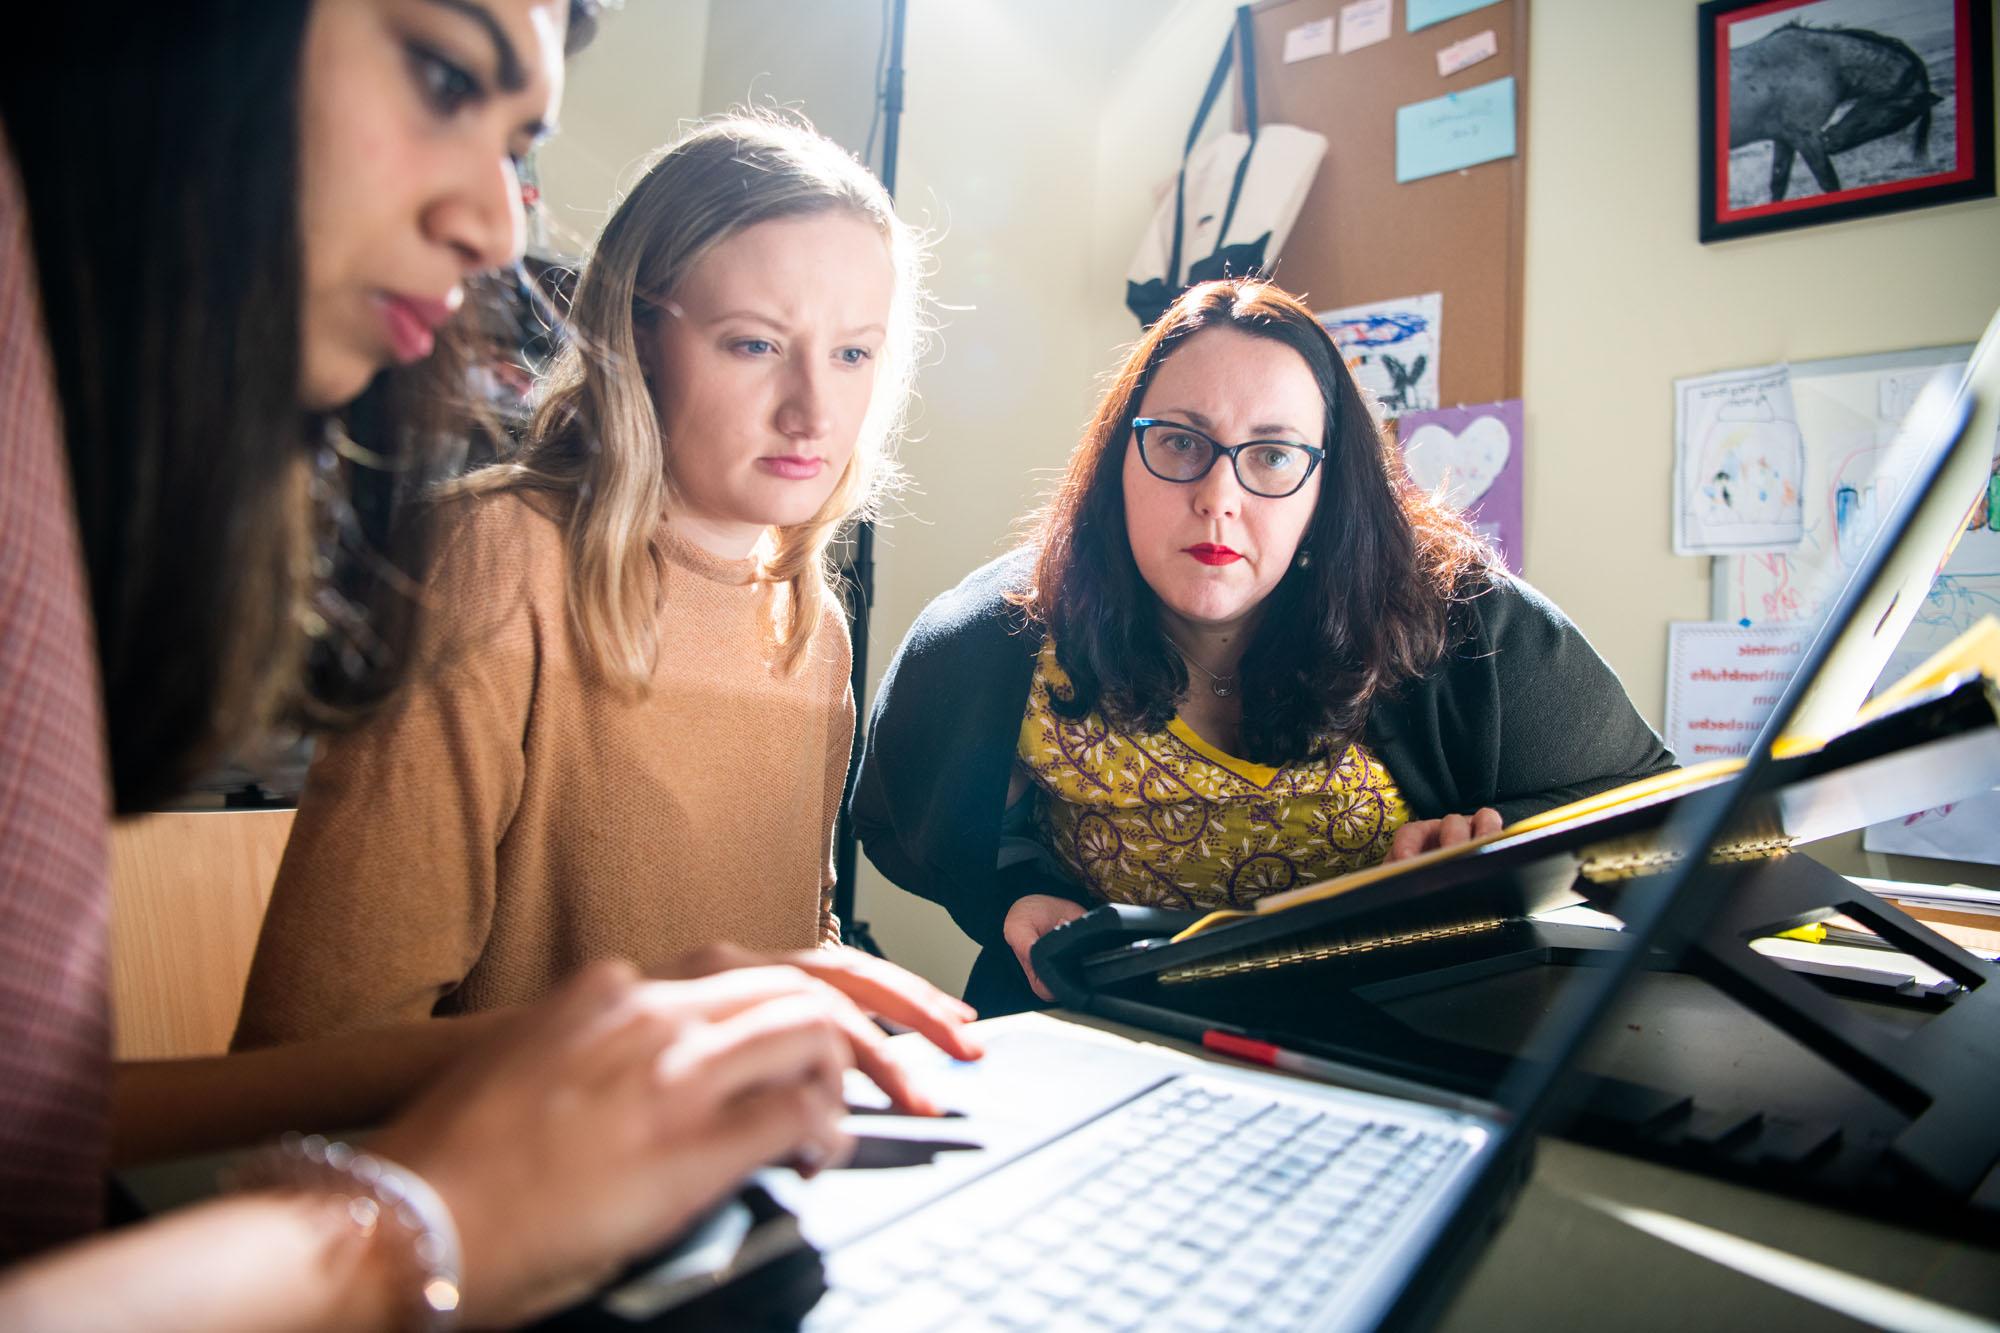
[{"left": 803, "top": 1074, "right": 1476, "bottom": 1333}]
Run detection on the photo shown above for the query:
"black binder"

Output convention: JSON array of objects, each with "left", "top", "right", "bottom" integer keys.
[{"left": 1046, "top": 672, "right": 1998, "bottom": 995}]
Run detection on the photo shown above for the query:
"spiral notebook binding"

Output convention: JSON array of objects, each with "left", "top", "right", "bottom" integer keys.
[
  {"left": 1156, "top": 830, "right": 1795, "bottom": 984},
  {"left": 1159, "top": 916, "right": 1510, "bottom": 985},
  {"left": 1577, "top": 834, "right": 1795, "bottom": 884}
]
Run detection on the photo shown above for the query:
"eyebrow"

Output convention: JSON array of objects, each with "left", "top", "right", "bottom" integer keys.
[
  {"left": 422, "top": 0, "right": 527, "bottom": 93},
  {"left": 705, "top": 310, "right": 888, "bottom": 339},
  {"left": 1161, "top": 408, "right": 1310, "bottom": 440},
  {"left": 704, "top": 311, "right": 785, "bottom": 331}
]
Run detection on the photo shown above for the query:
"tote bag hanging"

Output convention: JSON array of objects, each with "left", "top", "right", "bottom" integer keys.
[{"left": 1124, "top": 5, "right": 1328, "bottom": 328}]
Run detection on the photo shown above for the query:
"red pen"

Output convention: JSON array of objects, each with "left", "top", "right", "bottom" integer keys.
[{"left": 1201, "top": 1028, "right": 1496, "bottom": 1119}]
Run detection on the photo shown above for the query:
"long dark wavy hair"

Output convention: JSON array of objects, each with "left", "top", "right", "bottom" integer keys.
[
  {"left": 1, "top": 0, "right": 601, "bottom": 812},
  {"left": 1018, "top": 279, "right": 1494, "bottom": 766}
]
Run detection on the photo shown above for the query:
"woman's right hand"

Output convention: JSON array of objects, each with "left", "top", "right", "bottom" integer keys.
[
  {"left": 1003, "top": 894, "right": 1090, "bottom": 1002},
  {"left": 1385, "top": 807, "right": 1504, "bottom": 862},
  {"left": 365, "top": 960, "right": 867, "bottom": 1328}
]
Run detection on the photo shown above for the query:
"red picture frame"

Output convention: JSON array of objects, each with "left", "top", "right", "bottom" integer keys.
[{"left": 1699, "top": 0, "right": 1994, "bottom": 242}]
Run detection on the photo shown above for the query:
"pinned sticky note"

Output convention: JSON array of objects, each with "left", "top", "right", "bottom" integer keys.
[
  {"left": 1407, "top": 0, "right": 1503, "bottom": 32},
  {"left": 1283, "top": 16, "right": 1335, "bottom": 63},
  {"left": 1437, "top": 28, "right": 1499, "bottom": 77},
  {"left": 1338, "top": 0, "right": 1391, "bottom": 53},
  {"left": 1394, "top": 75, "right": 1517, "bottom": 183}
]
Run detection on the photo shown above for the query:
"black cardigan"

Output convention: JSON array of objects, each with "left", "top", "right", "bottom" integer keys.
[{"left": 851, "top": 548, "right": 1675, "bottom": 1013}]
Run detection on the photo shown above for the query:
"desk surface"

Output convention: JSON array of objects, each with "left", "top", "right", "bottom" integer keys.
[
  {"left": 1449, "top": 1136, "right": 2000, "bottom": 1330},
  {"left": 1056, "top": 1012, "right": 2000, "bottom": 1330}
]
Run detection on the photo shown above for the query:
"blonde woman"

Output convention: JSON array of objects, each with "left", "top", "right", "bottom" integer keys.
[{"left": 234, "top": 115, "right": 959, "bottom": 1045}]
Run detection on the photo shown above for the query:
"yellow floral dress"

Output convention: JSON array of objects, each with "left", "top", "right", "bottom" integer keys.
[{"left": 1016, "top": 641, "right": 1411, "bottom": 912}]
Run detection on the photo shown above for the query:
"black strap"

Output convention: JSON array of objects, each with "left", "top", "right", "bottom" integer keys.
[
  {"left": 1214, "top": 5, "right": 1261, "bottom": 254},
  {"left": 1165, "top": 6, "right": 1262, "bottom": 291}
]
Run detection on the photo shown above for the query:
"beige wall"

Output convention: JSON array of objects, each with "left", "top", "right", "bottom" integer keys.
[
  {"left": 698, "top": 0, "right": 882, "bottom": 151},
  {"left": 534, "top": 0, "right": 712, "bottom": 256}
]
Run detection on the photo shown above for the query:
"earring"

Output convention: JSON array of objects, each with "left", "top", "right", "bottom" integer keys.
[{"left": 1295, "top": 549, "right": 1312, "bottom": 569}]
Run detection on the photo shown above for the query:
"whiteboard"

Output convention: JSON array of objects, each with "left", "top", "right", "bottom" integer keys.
[{"left": 1705, "top": 341, "right": 2000, "bottom": 864}]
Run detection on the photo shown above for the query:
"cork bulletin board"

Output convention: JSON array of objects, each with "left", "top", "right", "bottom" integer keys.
[{"left": 1244, "top": 0, "right": 1531, "bottom": 409}]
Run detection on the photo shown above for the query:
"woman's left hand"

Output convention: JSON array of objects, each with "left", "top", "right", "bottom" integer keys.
[
  {"left": 1385, "top": 808, "right": 1504, "bottom": 862},
  {"left": 655, "top": 943, "right": 984, "bottom": 1100}
]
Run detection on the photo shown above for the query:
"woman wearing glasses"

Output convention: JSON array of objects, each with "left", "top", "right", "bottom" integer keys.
[{"left": 852, "top": 280, "right": 1672, "bottom": 1015}]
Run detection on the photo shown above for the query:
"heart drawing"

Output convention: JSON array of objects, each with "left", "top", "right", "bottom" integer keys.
[{"left": 1402, "top": 413, "right": 1511, "bottom": 510}]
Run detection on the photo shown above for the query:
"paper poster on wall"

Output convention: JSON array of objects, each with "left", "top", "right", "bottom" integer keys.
[
  {"left": 1699, "top": 345, "right": 1996, "bottom": 864},
  {"left": 1711, "top": 346, "right": 1983, "bottom": 630},
  {"left": 1860, "top": 539, "right": 2000, "bottom": 866},
  {"left": 1338, "top": 0, "right": 1392, "bottom": 53},
  {"left": 1395, "top": 399, "right": 1524, "bottom": 572},
  {"left": 1673, "top": 363, "right": 1805, "bottom": 555},
  {"left": 1394, "top": 76, "right": 1517, "bottom": 183},
  {"left": 1879, "top": 573, "right": 2000, "bottom": 686},
  {"left": 1318, "top": 293, "right": 1441, "bottom": 415},
  {"left": 1664, "top": 622, "right": 1810, "bottom": 763},
  {"left": 1863, "top": 793, "right": 2000, "bottom": 868},
  {"left": 1283, "top": 17, "right": 1335, "bottom": 64},
  {"left": 1407, "top": 0, "right": 1503, "bottom": 32}
]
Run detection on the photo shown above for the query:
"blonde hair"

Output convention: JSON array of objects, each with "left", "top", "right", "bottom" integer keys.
[{"left": 455, "top": 113, "right": 925, "bottom": 688}]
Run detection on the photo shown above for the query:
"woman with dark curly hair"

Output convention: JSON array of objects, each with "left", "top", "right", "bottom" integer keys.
[{"left": 853, "top": 279, "right": 1673, "bottom": 1014}]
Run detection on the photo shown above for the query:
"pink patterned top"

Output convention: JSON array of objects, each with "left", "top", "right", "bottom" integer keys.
[{"left": 0, "top": 132, "right": 114, "bottom": 1259}]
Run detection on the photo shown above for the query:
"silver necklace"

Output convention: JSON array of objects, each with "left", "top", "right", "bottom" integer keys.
[{"left": 1165, "top": 633, "right": 1239, "bottom": 698}]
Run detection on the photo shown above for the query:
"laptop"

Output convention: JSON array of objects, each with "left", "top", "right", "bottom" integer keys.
[{"left": 587, "top": 315, "right": 2000, "bottom": 1333}]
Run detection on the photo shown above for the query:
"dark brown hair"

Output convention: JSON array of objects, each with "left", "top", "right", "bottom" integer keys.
[
  {"left": 1018, "top": 279, "right": 1493, "bottom": 766},
  {"left": 1, "top": 0, "right": 603, "bottom": 812}
]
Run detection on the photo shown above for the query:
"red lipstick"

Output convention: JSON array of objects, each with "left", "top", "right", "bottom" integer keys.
[{"left": 1184, "top": 543, "right": 1242, "bottom": 566}]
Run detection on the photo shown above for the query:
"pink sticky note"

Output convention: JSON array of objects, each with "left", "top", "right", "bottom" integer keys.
[{"left": 1436, "top": 29, "right": 1499, "bottom": 77}]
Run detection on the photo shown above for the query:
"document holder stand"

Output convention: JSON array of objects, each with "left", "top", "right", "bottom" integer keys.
[
  {"left": 1627, "top": 853, "right": 2000, "bottom": 1204},
  {"left": 1041, "top": 857, "right": 2000, "bottom": 1232}
]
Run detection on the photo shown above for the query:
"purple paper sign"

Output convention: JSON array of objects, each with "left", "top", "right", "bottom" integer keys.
[{"left": 1393, "top": 398, "right": 1525, "bottom": 573}]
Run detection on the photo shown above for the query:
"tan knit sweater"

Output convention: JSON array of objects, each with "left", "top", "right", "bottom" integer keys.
[{"left": 233, "top": 491, "right": 852, "bottom": 1046}]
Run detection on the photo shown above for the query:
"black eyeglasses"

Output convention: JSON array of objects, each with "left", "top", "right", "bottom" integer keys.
[{"left": 1131, "top": 419, "right": 1325, "bottom": 499}]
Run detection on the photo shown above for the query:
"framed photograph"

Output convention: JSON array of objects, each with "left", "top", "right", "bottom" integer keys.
[{"left": 1699, "top": 0, "right": 1994, "bottom": 243}]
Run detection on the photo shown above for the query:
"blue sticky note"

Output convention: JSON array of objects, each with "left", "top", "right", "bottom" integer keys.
[
  {"left": 1394, "top": 75, "right": 1516, "bottom": 183},
  {"left": 1407, "top": 0, "right": 1503, "bottom": 32}
]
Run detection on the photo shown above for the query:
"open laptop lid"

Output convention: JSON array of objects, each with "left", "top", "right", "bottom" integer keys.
[{"left": 1493, "top": 310, "right": 1998, "bottom": 1140}]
